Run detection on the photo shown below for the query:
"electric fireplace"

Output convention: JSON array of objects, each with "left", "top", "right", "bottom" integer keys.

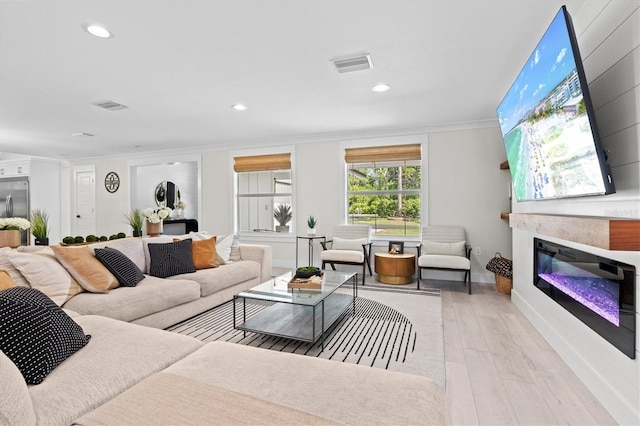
[{"left": 534, "top": 238, "right": 636, "bottom": 359}]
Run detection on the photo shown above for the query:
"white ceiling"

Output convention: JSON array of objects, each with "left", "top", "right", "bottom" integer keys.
[{"left": 0, "top": 0, "right": 585, "bottom": 160}]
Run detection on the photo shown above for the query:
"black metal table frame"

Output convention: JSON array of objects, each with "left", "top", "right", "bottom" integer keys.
[
  {"left": 295, "top": 235, "right": 326, "bottom": 268},
  {"left": 233, "top": 274, "right": 357, "bottom": 351}
]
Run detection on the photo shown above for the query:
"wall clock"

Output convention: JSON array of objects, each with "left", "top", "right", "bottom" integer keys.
[{"left": 104, "top": 172, "right": 120, "bottom": 193}]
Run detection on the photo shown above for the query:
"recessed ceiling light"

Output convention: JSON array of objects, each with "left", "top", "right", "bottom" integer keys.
[
  {"left": 82, "top": 23, "right": 113, "bottom": 38},
  {"left": 232, "top": 104, "right": 247, "bottom": 111},
  {"left": 372, "top": 83, "right": 391, "bottom": 93}
]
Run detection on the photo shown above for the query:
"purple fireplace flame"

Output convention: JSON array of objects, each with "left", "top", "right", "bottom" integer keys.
[{"left": 539, "top": 273, "right": 619, "bottom": 326}]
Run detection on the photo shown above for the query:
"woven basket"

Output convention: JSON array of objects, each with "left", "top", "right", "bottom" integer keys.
[{"left": 495, "top": 274, "right": 512, "bottom": 295}]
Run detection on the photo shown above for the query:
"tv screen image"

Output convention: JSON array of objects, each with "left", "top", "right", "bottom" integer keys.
[{"left": 497, "top": 6, "right": 614, "bottom": 201}]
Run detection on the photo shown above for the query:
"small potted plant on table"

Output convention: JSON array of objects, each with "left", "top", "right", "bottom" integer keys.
[{"left": 307, "top": 215, "right": 317, "bottom": 236}]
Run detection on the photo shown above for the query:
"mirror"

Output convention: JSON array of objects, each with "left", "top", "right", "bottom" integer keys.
[{"left": 155, "top": 181, "right": 180, "bottom": 209}]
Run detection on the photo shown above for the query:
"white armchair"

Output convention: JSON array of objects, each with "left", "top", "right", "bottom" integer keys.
[
  {"left": 417, "top": 225, "right": 471, "bottom": 293},
  {"left": 320, "top": 225, "right": 372, "bottom": 286}
]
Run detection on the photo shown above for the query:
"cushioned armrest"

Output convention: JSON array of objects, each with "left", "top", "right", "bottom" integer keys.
[{"left": 238, "top": 244, "right": 272, "bottom": 282}]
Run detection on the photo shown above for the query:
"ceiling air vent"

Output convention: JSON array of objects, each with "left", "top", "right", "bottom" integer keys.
[
  {"left": 71, "top": 132, "right": 94, "bottom": 137},
  {"left": 93, "top": 100, "right": 128, "bottom": 111},
  {"left": 332, "top": 53, "right": 373, "bottom": 74}
]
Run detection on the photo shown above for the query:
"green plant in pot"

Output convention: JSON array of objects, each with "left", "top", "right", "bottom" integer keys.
[
  {"left": 31, "top": 209, "right": 49, "bottom": 246},
  {"left": 124, "top": 209, "right": 144, "bottom": 237},
  {"left": 295, "top": 265, "right": 321, "bottom": 279},
  {"left": 307, "top": 215, "right": 317, "bottom": 236},
  {"left": 274, "top": 204, "right": 292, "bottom": 232}
]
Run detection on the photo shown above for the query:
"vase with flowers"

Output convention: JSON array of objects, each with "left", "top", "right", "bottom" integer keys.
[
  {"left": 0, "top": 217, "right": 31, "bottom": 248},
  {"left": 142, "top": 206, "right": 172, "bottom": 237}
]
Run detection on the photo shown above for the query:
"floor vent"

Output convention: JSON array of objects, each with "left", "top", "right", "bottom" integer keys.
[
  {"left": 332, "top": 54, "right": 373, "bottom": 73},
  {"left": 93, "top": 100, "right": 128, "bottom": 111}
]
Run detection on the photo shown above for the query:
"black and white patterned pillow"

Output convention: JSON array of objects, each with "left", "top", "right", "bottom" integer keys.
[
  {"left": 0, "top": 287, "right": 91, "bottom": 385},
  {"left": 94, "top": 247, "right": 145, "bottom": 287},
  {"left": 148, "top": 239, "right": 196, "bottom": 278}
]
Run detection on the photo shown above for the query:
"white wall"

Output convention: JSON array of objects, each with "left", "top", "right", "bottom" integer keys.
[{"left": 510, "top": 2, "right": 640, "bottom": 424}]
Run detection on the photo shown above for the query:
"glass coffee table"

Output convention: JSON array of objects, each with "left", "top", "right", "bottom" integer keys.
[{"left": 233, "top": 270, "right": 357, "bottom": 350}]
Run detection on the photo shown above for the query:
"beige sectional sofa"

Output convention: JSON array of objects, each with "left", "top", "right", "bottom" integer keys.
[
  {"left": 0, "top": 235, "right": 449, "bottom": 425},
  {"left": 12, "top": 235, "right": 272, "bottom": 329},
  {"left": 1, "top": 313, "right": 448, "bottom": 425}
]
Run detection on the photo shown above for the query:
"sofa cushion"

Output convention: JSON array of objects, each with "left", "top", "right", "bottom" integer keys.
[
  {"left": 167, "top": 260, "right": 261, "bottom": 297},
  {"left": 142, "top": 236, "right": 177, "bottom": 274},
  {"left": 174, "top": 236, "right": 218, "bottom": 270},
  {"left": 75, "top": 372, "right": 332, "bottom": 425},
  {"left": 91, "top": 237, "right": 146, "bottom": 273},
  {"left": 215, "top": 234, "right": 240, "bottom": 264},
  {"left": 62, "top": 275, "right": 201, "bottom": 322},
  {"left": 51, "top": 246, "right": 119, "bottom": 293},
  {"left": 0, "top": 287, "right": 91, "bottom": 385},
  {"left": 94, "top": 247, "right": 145, "bottom": 287},
  {"left": 320, "top": 249, "right": 364, "bottom": 263},
  {"left": 0, "top": 247, "right": 30, "bottom": 287},
  {"left": 0, "top": 350, "right": 36, "bottom": 425},
  {"left": 27, "top": 315, "right": 203, "bottom": 426},
  {"left": 148, "top": 239, "right": 196, "bottom": 278},
  {"left": 164, "top": 341, "right": 448, "bottom": 425},
  {"left": 0, "top": 268, "right": 17, "bottom": 290},
  {"left": 7, "top": 250, "right": 84, "bottom": 306}
]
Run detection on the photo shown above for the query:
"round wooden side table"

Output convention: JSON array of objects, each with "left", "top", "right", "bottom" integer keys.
[{"left": 374, "top": 252, "right": 416, "bottom": 285}]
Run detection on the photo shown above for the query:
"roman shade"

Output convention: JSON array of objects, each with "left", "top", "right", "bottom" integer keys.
[
  {"left": 233, "top": 153, "right": 291, "bottom": 172},
  {"left": 344, "top": 144, "right": 421, "bottom": 164}
]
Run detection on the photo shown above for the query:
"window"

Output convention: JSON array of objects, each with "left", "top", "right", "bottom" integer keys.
[
  {"left": 345, "top": 144, "right": 421, "bottom": 237},
  {"left": 235, "top": 153, "right": 293, "bottom": 234}
]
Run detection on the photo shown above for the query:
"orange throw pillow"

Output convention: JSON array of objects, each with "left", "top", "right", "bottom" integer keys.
[
  {"left": 0, "top": 269, "right": 17, "bottom": 290},
  {"left": 174, "top": 236, "right": 217, "bottom": 270},
  {"left": 51, "top": 246, "right": 119, "bottom": 293}
]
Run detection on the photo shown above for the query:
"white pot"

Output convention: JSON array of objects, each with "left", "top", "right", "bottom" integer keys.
[{"left": 307, "top": 228, "right": 317, "bottom": 236}]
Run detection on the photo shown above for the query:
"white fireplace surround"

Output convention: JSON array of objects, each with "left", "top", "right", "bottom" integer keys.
[{"left": 511, "top": 225, "right": 639, "bottom": 425}]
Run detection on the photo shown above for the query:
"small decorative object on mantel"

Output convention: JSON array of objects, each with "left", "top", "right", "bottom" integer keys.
[
  {"left": 0, "top": 217, "right": 30, "bottom": 248},
  {"left": 31, "top": 209, "right": 50, "bottom": 246},
  {"left": 388, "top": 241, "right": 404, "bottom": 254},
  {"left": 307, "top": 215, "right": 317, "bottom": 236},
  {"left": 142, "top": 206, "right": 172, "bottom": 237}
]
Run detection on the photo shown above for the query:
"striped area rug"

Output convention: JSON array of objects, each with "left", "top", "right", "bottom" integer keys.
[{"left": 167, "top": 286, "right": 444, "bottom": 385}]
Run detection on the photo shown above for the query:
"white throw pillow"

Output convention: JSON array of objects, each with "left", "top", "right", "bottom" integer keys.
[
  {"left": 422, "top": 240, "right": 466, "bottom": 257},
  {"left": 216, "top": 234, "right": 240, "bottom": 264},
  {"left": 332, "top": 237, "right": 367, "bottom": 251}
]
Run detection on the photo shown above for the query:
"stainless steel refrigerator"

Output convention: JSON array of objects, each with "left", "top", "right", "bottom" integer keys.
[{"left": 0, "top": 177, "right": 30, "bottom": 245}]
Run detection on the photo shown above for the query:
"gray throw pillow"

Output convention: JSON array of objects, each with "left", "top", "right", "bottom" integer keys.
[
  {"left": 147, "top": 239, "right": 196, "bottom": 278},
  {"left": 94, "top": 247, "right": 145, "bottom": 287}
]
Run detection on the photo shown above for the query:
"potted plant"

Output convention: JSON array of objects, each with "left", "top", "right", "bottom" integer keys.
[
  {"left": 274, "top": 204, "right": 292, "bottom": 232},
  {"left": 31, "top": 209, "right": 49, "bottom": 245},
  {"left": 141, "top": 206, "right": 172, "bottom": 236},
  {"left": 295, "top": 265, "right": 321, "bottom": 279},
  {"left": 307, "top": 215, "right": 317, "bottom": 236},
  {"left": 124, "top": 209, "right": 144, "bottom": 237},
  {"left": 0, "top": 217, "right": 30, "bottom": 248}
]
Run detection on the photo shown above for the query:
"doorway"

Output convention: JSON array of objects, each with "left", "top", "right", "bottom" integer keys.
[{"left": 74, "top": 169, "right": 96, "bottom": 236}]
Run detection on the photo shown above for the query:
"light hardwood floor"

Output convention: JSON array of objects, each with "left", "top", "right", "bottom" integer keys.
[{"left": 441, "top": 282, "right": 618, "bottom": 425}]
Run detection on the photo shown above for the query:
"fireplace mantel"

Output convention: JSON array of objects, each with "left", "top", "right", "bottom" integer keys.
[{"left": 508, "top": 213, "right": 640, "bottom": 251}]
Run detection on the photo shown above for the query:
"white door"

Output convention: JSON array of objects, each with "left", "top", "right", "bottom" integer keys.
[{"left": 75, "top": 171, "right": 95, "bottom": 236}]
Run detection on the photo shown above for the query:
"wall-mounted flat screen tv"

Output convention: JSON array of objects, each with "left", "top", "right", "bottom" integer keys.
[{"left": 497, "top": 6, "right": 615, "bottom": 202}]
